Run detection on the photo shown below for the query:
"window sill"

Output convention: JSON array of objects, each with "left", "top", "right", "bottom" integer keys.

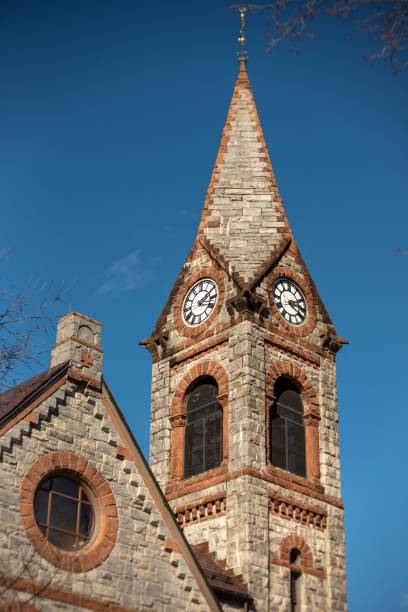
[
  {"left": 266, "top": 463, "right": 324, "bottom": 495},
  {"left": 166, "top": 464, "right": 228, "bottom": 499}
]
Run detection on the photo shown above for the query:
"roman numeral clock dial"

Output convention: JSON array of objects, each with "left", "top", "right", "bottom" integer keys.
[
  {"left": 273, "top": 278, "right": 308, "bottom": 326},
  {"left": 182, "top": 279, "right": 218, "bottom": 327}
]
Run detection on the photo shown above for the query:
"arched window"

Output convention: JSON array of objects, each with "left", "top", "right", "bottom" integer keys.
[
  {"left": 184, "top": 378, "right": 222, "bottom": 478},
  {"left": 270, "top": 378, "right": 306, "bottom": 477}
]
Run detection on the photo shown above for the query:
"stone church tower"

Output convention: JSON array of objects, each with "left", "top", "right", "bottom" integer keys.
[{"left": 142, "top": 58, "right": 348, "bottom": 611}]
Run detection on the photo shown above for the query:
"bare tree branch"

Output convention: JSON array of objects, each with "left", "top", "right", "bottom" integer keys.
[
  {"left": 228, "top": 1, "right": 408, "bottom": 72},
  {"left": 0, "top": 252, "right": 69, "bottom": 391},
  {"left": 0, "top": 531, "right": 60, "bottom": 605}
]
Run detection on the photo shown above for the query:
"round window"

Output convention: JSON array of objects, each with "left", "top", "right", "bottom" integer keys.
[
  {"left": 21, "top": 452, "right": 118, "bottom": 572},
  {"left": 34, "top": 475, "right": 94, "bottom": 551}
]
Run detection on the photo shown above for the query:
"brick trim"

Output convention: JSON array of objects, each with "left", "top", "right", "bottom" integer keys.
[
  {"left": 19, "top": 452, "right": 118, "bottom": 573},
  {"left": 174, "top": 492, "right": 226, "bottom": 528},
  {"left": 265, "top": 464, "right": 324, "bottom": 495},
  {"left": 266, "top": 361, "right": 321, "bottom": 419},
  {"left": 154, "top": 313, "right": 332, "bottom": 366},
  {"left": 0, "top": 575, "right": 137, "bottom": 611},
  {"left": 267, "top": 267, "right": 317, "bottom": 337},
  {"left": 0, "top": 603, "right": 39, "bottom": 612},
  {"left": 173, "top": 267, "right": 225, "bottom": 338},
  {"left": 269, "top": 491, "right": 326, "bottom": 530},
  {"left": 166, "top": 465, "right": 228, "bottom": 498},
  {"left": 67, "top": 368, "right": 101, "bottom": 391},
  {"left": 165, "top": 465, "right": 343, "bottom": 509},
  {"left": 264, "top": 334, "right": 320, "bottom": 369},
  {"left": 245, "top": 236, "right": 291, "bottom": 293},
  {"left": 0, "top": 376, "right": 67, "bottom": 438},
  {"left": 163, "top": 538, "right": 180, "bottom": 553},
  {"left": 52, "top": 336, "right": 104, "bottom": 353},
  {"left": 273, "top": 534, "right": 327, "bottom": 579},
  {"left": 198, "top": 236, "right": 245, "bottom": 292},
  {"left": 170, "top": 361, "right": 229, "bottom": 482},
  {"left": 198, "top": 58, "right": 291, "bottom": 244},
  {"left": 266, "top": 361, "right": 321, "bottom": 481},
  {"left": 280, "top": 534, "right": 313, "bottom": 567},
  {"left": 269, "top": 556, "right": 326, "bottom": 579},
  {"left": 100, "top": 386, "right": 222, "bottom": 612},
  {"left": 169, "top": 335, "right": 228, "bottom": 370},
  {"left": 153, "top": 322, "right": 231, "bottom": 363},
  {"left": 24, "top": 413, "right": 40, "bottom": 426}
]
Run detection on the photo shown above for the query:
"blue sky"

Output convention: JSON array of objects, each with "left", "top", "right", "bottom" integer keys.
[{"left": 1, "top": 1, "right": 407, "bottom": 609}]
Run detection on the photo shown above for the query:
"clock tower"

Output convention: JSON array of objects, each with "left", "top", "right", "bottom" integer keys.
[{"left": 141, "top": 57, "right": 348, "bottom": 611}]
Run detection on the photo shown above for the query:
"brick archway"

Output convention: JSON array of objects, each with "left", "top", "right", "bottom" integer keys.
[
  {"left": 266, "top": 361, "right": 321, "bottom": 481},
  {"left": 170, "top": 361, "right": 229, "bottom": 482},
  {"left": 280, "top": 534, "right": 313, "bottom": 569}
]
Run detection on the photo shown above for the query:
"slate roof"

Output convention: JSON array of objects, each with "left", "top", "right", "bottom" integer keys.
[
  {"left": 192, "top": 543, "right": 252, "bottom": 604},
  {"left": 0, "top": 362, "right": 69, "bottom": 424}
]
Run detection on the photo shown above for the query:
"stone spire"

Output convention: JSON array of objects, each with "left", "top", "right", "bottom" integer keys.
[{"left": 199, "top": 58, "right": 291, "bottom": 284}]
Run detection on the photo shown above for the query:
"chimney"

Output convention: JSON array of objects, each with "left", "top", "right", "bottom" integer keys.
[{"left": 50, "top": 312, "right": 103, "bottom": 382}]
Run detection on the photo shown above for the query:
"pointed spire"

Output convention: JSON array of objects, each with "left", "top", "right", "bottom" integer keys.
[
  {"left": 198, "top": 59, "right": 292, "bottom": 284},
  {"left": 237, "top": 57, "right": 250, "bottom": 84}
]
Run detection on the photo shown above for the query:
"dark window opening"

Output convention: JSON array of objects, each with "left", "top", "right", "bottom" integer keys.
[
  {"left": 34, "top": 475, "right": 94, "bottom": 551},
  {"left": 290, "top": 548, "right": 301, "bottom": 566},
  {"left": 184, "top": 378, "right": 222, "bottom": 478},
  {"left": 270, "top": 378, "right": 306, "bottom": 477},
  {"left": 290, "top": 570, "right": 301, "bottom": 612}
]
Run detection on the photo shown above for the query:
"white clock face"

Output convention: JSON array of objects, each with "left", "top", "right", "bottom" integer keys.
[
  {"left": 183, "top": 279, "right": 218, "bottom": 327},
  {"left": 273, "top": 278, "right": 307, "bottom": 326}
]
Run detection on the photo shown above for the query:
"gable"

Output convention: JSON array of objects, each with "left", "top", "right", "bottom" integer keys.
[{"left": 0, "top": 375, "right": 220, "bottom": 612}]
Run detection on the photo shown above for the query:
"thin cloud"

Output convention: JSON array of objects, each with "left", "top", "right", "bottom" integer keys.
[
  {"left": 95, "top": 249, "right": 160, "bottom": 296},
  {"left": 177, "top": 208, "right": 198, "bottom": 221}
]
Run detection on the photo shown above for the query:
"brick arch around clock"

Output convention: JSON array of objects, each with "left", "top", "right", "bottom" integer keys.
[
  {"left": 169, "top": 360, "right": 228, "bottom": 483},
  {"left": 266, "top": 361, "right": 321, "bottom": 481}
]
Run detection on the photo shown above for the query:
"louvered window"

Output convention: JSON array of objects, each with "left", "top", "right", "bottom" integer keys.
[{"left": 185, "top": 379, "right": 222, "bottom": 478}]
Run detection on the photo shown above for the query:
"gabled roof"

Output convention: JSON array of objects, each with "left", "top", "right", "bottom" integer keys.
[
  {"left": 0, "top": 365, "right": 224, "bottom": 610},
  {"left": 0, "top": 362, "right": 69, "bottom": 424}
]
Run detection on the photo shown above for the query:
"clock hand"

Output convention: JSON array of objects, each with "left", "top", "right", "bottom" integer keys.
[
  {"left": 282, "top": 298, "right": 305, "bottom": 311},
  {"left": 197, "top": 292, "right": 212, "bottom": 305}
]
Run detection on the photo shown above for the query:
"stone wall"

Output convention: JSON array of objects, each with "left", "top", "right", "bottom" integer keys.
[
  {"left": 148, "top": 256, "right": 348, "bottom": 610},
  {"left": 0, "top": 381, "right": 213, "bottom": 612}
]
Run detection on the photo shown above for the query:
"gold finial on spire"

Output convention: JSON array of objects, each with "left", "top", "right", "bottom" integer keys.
[{"left": 237, "top": 7, "right": 247, "bottom": 59}]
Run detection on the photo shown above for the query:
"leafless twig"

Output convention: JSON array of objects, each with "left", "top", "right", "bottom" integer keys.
[
  {"left": 0, "top": 251, "right": 69, "bottom": 391},
  {"left": 228, "top": 1, "right": 408, "bottom": 72}
]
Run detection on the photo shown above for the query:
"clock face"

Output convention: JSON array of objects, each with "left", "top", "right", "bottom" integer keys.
[
  {"left": 182, "top": 279, "right": 218, "bottom": 327},
  {"left": 273, "top": 278, "right": 307, "bottom": 326}
]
